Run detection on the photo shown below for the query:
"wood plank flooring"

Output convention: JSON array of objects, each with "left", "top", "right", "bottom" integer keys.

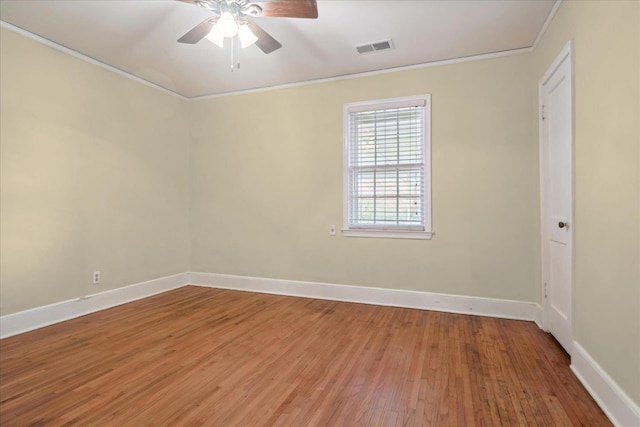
[{"left": 0, "top": 286, "right": 610, "bottom": 426}]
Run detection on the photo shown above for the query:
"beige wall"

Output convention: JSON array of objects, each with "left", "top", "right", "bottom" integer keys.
[
  {"left": 0, "top": 29, "right": 191, "bottom": 315},
  {"left": 532, "top": 0, "right": 640, "bottom": 406},
  {"left": 189, "top": 53, "right": 540, "bottom": 303}
]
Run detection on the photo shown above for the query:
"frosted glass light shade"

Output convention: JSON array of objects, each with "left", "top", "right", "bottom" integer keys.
[
  {"left": 217, "top": 12, "right": 238, "bottom": 38},
  {"left": 238, "top": 24, "right": 258, "bottom": 48},
  {"left": 205, "top": 25, "right": 225, "bottom": 48}
]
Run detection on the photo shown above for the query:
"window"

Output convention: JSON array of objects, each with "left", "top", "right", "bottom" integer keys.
[{"left": 343, "top": 95, "right": 432, "bottom": 239}]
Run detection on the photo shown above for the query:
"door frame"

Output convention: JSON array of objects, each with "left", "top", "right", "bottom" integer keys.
[{"left": 539, "top": 40, "right": 574, "bottom": 354}]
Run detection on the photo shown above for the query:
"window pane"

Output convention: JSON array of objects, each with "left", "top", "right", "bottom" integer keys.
[
  {"left": 351, "top": 167, "right": 423, "bottom": 226},
  {"left": 351, "top": 106, "right": 423, "bottom": 168},
  {"left": 345, "top": 96, "right": 429, "bottom": 233}
]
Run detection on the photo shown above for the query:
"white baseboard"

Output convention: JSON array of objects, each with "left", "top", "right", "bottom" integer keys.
[
  {"left": 188, "top": 272, "right": 540, "bottom": 322},
  {"left": 0, "top": 272, "right": 537, "bottom": 339},
  {"left": 2, "top": 271, "right": 636, "bottom": 427},
  {"left": 533, "top": 303, "right": 544, "bottom": 329},
  {"left": 571, "top": 342, "right": 640, "bottom": 427},
  {"left": 0, "top": 273, "right": 189, "bottom": 339}
]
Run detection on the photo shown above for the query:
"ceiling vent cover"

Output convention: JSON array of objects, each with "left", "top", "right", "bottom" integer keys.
[{"left": 355, "top": 39, "right": 394, "bottom": 55}]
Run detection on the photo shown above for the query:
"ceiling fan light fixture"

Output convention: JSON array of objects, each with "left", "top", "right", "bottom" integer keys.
[
  {"left": 217, "top": 11, "right": 238, "bottom": 38},
  {"left": 238, "top": 23, "right": 258, "bottom": 48}
]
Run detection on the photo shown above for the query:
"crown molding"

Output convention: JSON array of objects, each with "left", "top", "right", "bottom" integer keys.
[
  {"left": 0, "top": 21, "right": 189, "bottom": 101},
  {"left": 190, "top": 47, "right": 533, "bottom": 101},
  {"left": 2, "top": 0, "right": 561, "bottom": 101},
  {"left": 2, "top": 20, "right": 535, "bottom": 101},
  {"left": 532, "top": 0, "right": 563, "bottom": 49}
]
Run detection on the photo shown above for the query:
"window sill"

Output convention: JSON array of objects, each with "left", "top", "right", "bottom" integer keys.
[{"left": 342, "top": 229, "right": 434, "bottom": 240}]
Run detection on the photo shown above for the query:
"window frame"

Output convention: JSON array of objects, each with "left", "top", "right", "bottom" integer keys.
[{"left": 342, "top": 94, "right": 432, "bottom": 240}]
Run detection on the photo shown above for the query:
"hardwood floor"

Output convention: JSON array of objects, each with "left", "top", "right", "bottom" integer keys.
[{"left": 0, "top": 286, "right": 610, "bottom": 426}]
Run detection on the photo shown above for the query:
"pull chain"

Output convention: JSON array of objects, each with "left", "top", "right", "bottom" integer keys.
[
  {"left": 230, "top": 36, "right": 241, "bottom": 71},
  {"left": 230, "top": 36, "right": 234, "bottom": 71}
]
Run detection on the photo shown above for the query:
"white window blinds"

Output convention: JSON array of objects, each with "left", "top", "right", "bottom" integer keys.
[{"left": 346, "top": 98, "right": 427, "bottom": 231}]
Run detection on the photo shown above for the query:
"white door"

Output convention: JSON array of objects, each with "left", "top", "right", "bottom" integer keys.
[{"left": 540, "top": 42, "right": 573, "bottom": 355}]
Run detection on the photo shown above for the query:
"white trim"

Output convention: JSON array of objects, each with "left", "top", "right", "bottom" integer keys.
[
  {"left": 188, "top": 272, "right": 539, "bottom": 322},
  {"left": 0, "top": 273, "right": 189, "bottom": 339},
  {"left": 570, "top": 342, "right": 640, "bottom": 427},
  {"left": 532, "top": 0, "right": 563, "bottom": 50},
  {"left": 3, "top": 271, "right": 636, "bottom": 427},
  {"left": 190, "top": 48, "right": 532, "bottom": 100},
  {"left": 539, "top": 39, "right": 572, "bottom": 86},
  {"left": 533, "top": 303, "right": 543, "bottom": 329},
  {"left": 0, "top": 272, "right": 537, "bottom": 339},
  {"left": 0, "top": 21, "right": 188, "bottom": 101},
  {"left": 538, "top": 40, "right": 574, "bottom": 353},
  {"left": 345, "top": 96, "right": 427, "bottom": 113},
  {"left": 342, "top": 94, "right": 432, "bottom": 239},
  {"left": 1, "top": 19, "right": 534, "bottom": 101},
  {"left": 342, "top": 230, "right": 433, "bottom": 240}
]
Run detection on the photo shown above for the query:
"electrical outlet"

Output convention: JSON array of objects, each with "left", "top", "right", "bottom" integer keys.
[
  {"left": 93, "top": 271, "right": 101, "bottom": 285},
  {"left": 329, "top": 225, "right": 336, "bottom": 236}
]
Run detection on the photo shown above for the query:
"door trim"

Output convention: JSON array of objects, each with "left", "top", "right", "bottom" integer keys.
[{"left": 539, "top": 40, "right": 574, "bottom": 354}]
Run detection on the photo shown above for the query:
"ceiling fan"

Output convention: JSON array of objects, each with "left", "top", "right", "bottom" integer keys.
[{"left": 177, "top": 0, "right": 318, "bottom": 55}]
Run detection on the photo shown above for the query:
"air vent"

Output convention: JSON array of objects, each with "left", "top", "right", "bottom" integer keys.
[{"left": 355, "top": 39, "right": 394, "bottom": 55}]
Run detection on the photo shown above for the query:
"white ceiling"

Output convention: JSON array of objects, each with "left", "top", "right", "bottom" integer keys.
[{"left": 0, "top": 0, "right": 556, "bottom": 99}]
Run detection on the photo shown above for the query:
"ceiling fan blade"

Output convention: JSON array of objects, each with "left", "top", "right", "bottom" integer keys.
[
  {"left": 251, "top": 0, "right": 318, "bottom": 19},
  {"left": 247, "top": 21, "right": 282, "bottom": 54},
  {"left": 177, "top": 18, "right": 217, "bottom": 44}
]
